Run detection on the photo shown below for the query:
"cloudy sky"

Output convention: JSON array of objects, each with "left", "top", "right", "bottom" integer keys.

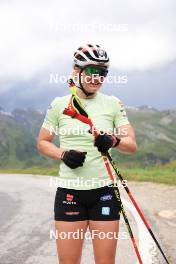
[{"left": 0, "top": 0, "right": 176, "bottom": 110}]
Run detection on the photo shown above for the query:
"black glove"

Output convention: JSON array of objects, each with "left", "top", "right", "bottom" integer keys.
[
  {"left": 94, "top": 134, "right": 120, "bottom": 154},
  {"left": 61, "top": 150, "right": 87, "bottom": 169}
]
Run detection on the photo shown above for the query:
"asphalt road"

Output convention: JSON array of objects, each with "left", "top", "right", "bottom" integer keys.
[{"left": 0, "top": 174, "right": 175, "bottom": 264}]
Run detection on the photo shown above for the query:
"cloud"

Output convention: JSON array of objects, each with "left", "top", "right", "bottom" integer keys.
[{"left": 0, "top": 0, "right": 175, "bottom": 96}]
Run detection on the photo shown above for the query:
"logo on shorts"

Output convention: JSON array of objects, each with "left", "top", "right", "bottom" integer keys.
[
  {"left": 100, "top": 194, "right": 113, "bottom": 201},
  {"left": 102, "top": 207, "right": 110, "bottom": 215},
  {"left": 65, "top": 212, "right": 80, "bottom": 215},
  {"left": 66, "top": 194, "right": 74, "bottom": 201},
  {"left": 63, "top": 194, "right": 76, "bottom": 205}
]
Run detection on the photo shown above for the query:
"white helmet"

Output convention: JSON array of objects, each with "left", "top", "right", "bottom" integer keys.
[{"left": 73, "top": 43, "right": 109, "bottom": 68}]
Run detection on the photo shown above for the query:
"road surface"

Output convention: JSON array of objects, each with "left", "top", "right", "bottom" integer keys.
[{"left": 0, "top": 174, "right": 175, "bottom": 264}]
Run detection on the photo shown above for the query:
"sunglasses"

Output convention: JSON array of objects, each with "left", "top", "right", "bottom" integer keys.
[{"left": 84, "top": 66, "right": 108, "bottom": 77}]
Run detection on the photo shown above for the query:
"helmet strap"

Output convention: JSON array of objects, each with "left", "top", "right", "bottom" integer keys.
[{"left": 78, "top": 68, "right": 95, "bottom": 97}]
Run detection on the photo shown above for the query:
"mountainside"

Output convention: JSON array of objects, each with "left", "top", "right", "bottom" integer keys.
[
  {"left": 0, "top": 108, "right": 57, "bottom": 168},
  {"left": 112, "top": 106, "right": 176, "bottom": 166},
  {"left": 0, "top": 106, "right": 176, "bottom": 168}
]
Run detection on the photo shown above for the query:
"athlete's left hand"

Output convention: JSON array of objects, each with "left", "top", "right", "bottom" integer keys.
[{"left": 94, "top": 133, "right": 120, "bottom": 154}]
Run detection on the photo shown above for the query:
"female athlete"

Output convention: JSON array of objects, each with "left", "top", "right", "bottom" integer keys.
[{"left": 37, "top": 43, "right": 137, "bottom": 264}]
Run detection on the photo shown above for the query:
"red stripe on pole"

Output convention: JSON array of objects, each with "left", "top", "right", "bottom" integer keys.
[
  {"left": 128, "top": 192, "right": 151, "bottom": 230},
  {"left": 102, "top": 156, "right": 114, "bottom": 182},
  {"left": 131, "top": 237, "right": 143, "bottom": 264}
]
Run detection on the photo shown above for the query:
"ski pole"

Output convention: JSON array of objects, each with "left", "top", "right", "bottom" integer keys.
[
  {"left": 101, "top": 155, "right": 144, "bottom": 264},
  {"left": 106, "top": 152, "right": 170, "bottom": 264}
]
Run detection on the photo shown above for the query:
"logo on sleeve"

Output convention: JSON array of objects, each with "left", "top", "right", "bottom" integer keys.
[
  {"left": 102, "top": 207, "right": 110, "bottom": 215},
  {"left": 48, "top": 105, "right": 53, "bottom": 110}
]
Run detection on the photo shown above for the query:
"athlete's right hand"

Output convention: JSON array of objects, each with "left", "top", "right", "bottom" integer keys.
[{"left": 61, "top": 150, "right": 87, "bottom": 169}]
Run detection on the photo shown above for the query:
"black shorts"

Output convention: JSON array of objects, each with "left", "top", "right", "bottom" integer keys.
[{"left": 54, "top": 185, "right": 121, "bottom": 221}]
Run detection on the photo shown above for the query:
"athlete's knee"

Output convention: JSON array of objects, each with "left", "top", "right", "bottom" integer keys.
[
  {"left": 95, "top": 256, "right": 115, "bottom": 264},
  {"left": 59, "top": 256, "right": 81, "bottom": 264},
  {"left": 59, "top": 262, "right": 80, "bottom": 264},
  {"left": 59, "top": 260, "right": 80, "bottom": 264}
]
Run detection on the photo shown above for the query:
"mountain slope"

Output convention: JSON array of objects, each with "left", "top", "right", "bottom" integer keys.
[
  {"left": 0, "top": 109, "right": 56, "bottom": 168},
  {"left": 0, "top": 107, "right": 176, "bottom": 168},
  {"left": 112, "top": 107, "right": 176, "bottom": 166}
]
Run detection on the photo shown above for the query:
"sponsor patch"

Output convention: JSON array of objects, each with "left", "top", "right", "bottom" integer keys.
[
  {"left": 100, "top": 194, "right": 113, "bottom": 201},
  {"left": 66, "top": 194, "right": 74, "bottom": 202},
  {"left": 65, "top": 212, "right": 80, "bottom": 215},
  {"left": 62, "top": 194, "right": 76, "bottom": 205},
  {"left": 102, "top": 207, "right": 110, "bottom": 215}
]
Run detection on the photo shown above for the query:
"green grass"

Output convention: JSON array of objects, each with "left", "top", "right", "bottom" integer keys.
[
  {"left": 0, "top": 167, "right": 58, "bottom": 176},
  {"left": 119, "top": 166, "right": 176, "bottom": 185},
  {"left": 0, "top": 162, "right": 175, "bottom": 185}
]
